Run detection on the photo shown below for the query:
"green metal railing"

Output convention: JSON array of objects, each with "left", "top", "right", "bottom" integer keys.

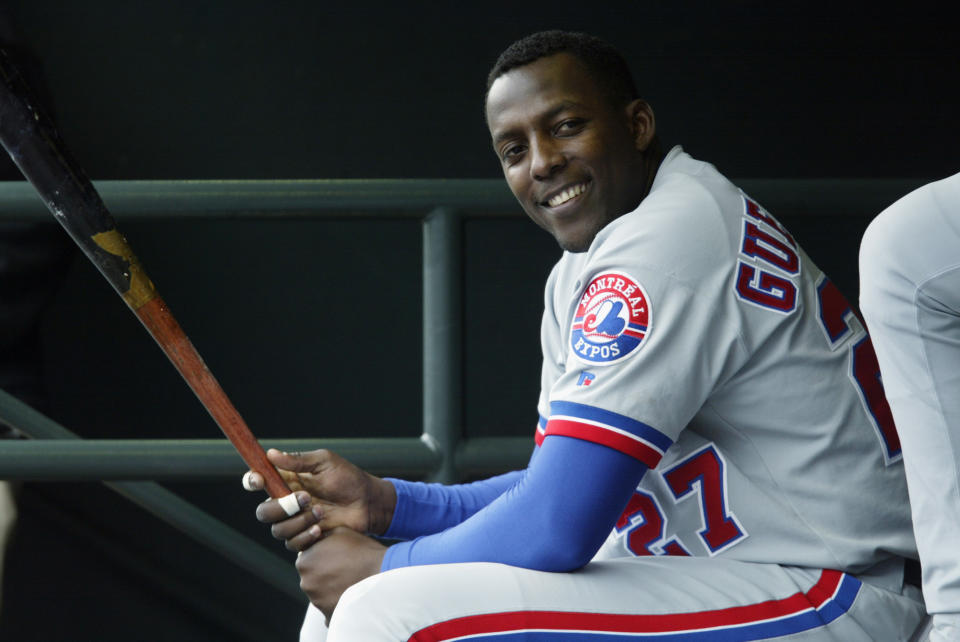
[
  {"left": 0, "top": 178, "right": 530, "bottom": 605},
  {"left": 0, "top": 176, "right": 931, "bottom": 602}
]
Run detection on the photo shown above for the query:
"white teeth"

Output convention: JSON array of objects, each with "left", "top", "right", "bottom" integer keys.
[{"left": 547, "top": 183, "right": 587, "bottom": 207}]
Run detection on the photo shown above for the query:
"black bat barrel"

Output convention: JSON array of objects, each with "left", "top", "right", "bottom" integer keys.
[{"left": 0, "top": 48, "right": 147, "bottom": 306}]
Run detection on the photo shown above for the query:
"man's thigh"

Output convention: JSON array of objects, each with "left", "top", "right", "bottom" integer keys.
[{"left": 315, "top": 557, "right": 924, "bottom": 641}]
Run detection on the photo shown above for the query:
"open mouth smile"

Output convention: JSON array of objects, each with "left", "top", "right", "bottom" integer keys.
[{"left": 544, "top": 180, "right": 590, "bottom": 208}]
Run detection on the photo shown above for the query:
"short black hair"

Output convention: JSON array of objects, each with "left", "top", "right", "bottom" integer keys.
[{"left": 485, "top": 30, "right": 639, "bottom": 108}]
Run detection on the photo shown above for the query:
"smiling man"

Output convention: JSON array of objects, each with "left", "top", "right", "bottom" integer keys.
[
  {"left": 248, "top": 31, "right": 927, "bottom": 641},
  {"left": 486, "top": 49, "right": 659, "bottom": 253}
]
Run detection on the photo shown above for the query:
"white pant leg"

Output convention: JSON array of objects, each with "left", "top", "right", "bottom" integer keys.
[
  {"left": 860, "top": 174, "right": 960, "bottom": 633},
  {"left": 323, "top": 557, "right": 924, "bottom": 641},
  {"left": 300, "top": 604, "right": 327, "bottom": 642}
]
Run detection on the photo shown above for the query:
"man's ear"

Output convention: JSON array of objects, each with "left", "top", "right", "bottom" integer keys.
[{"left": 626, "top": 99, "right": 656, "bottom": 152}]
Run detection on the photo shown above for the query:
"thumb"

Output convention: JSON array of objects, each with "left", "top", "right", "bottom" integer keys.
[{"left": 266, "top": 448, "right": 326, "bottom": 474}]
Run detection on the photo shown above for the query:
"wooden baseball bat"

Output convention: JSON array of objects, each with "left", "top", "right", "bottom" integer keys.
[{"left": 0, "top": 49, "right": 297, "bottom": 510}]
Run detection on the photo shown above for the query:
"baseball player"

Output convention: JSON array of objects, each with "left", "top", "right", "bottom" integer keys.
[
  {"left": 246, "top": 31, "right": 926, "bottom": 640},
  {"left": 859, "top": 172, "right": 960, "bottom": 642}
]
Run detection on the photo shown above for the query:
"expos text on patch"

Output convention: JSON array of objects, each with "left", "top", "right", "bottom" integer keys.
[{"left": 571, "top": 270, "right": 651, "bottom": 365}]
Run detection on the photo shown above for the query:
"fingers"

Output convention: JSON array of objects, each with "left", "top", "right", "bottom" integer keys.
[
  {"left": 256, "top": 490, "right": 311, "bottom": 523},
  {"left": 243, "top": 449, "right": 324, "bottom": 492},
  {"left": 241, "top": 470, "right": 263, "bottom": 491},
  {"left": 269, "top": 504, "right": 321, "bottom": 539},
  {"left": 282, "top": 521, "right": 323, "bottom": 552},
  {"left": 256, "top": 494, "right": 324, "bottom": 552},
  {"left": 266, "top": 447, "right": 331, "bottom": 474},
  {"left": 241, "top": 467, "right": 295, "bottom": 492}
]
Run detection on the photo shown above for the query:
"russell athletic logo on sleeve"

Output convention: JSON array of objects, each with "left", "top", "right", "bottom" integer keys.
[{"left": 571, "top": 271, "right": 652, "bottom": 366}]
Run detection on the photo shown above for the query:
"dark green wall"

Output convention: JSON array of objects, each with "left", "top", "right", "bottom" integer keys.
[
  {"left": 3, "top": 1, "right": 956, "bottom": 180},
  {"left": 0, "top": 1, "right": 956, "bottom": 640}
]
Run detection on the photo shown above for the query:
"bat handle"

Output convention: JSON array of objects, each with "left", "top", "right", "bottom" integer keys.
[{"left": 134, "top": 296, "right": 297, "bottom": 509}]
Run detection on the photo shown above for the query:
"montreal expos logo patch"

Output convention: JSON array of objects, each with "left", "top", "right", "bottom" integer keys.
[{"left": 571, "top": 271, "right": 652, "bottom": 365}]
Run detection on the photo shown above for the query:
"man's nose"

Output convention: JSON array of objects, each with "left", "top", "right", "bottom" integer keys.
[{"left": 529, "top": 137, "right": 566, "bottom": 181}]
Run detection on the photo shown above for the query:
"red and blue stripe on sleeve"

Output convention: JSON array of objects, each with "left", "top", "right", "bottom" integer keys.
[{"left": 536, "top": 401, "right": 672, "bottom": 469}]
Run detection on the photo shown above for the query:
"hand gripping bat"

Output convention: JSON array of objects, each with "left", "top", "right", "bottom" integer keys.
[{"left": 0, "top": 49, "right": 300, "bottom": 516}]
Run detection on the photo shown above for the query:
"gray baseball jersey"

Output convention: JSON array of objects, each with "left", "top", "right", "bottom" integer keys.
[
  {"left": 537, "top": 146, "right": 915, "bottom": 573},
  {"left": 860, "top": 172, "right": 960, "bottom": 642}
]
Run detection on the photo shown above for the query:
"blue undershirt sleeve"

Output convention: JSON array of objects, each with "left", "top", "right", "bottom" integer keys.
[
  {"left": 381, "top": 434, "right": 647, "bottom": 572},
  {"left": 384, "top": 470, "right": 525, "bottom": 540},
  {"left": 381, "top": 442, "right": 542, "bottom": 540}
]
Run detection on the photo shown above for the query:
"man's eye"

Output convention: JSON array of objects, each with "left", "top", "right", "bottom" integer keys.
[
  {"left": 555, "top": 119, "right": 585, "bottom": 135},
  {"left": 502, "top": 145, "right": 526, "bottom": 162}
]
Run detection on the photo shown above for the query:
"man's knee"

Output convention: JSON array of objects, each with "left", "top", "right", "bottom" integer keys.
[{"left": 327, "top": 570, "right": 414, "bottom": 640}]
